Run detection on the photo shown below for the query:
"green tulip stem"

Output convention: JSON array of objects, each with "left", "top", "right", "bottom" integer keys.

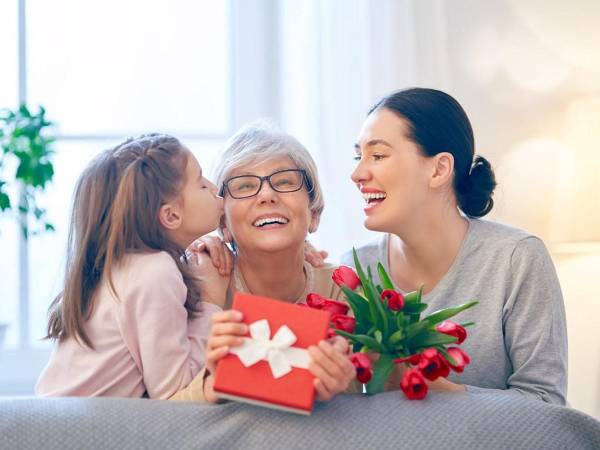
[{"left": 365, "top": 353, "right": 395, "bottom": 395}]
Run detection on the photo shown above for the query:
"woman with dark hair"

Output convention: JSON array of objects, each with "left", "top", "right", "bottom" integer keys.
[{"left": 343, "top": 87, "right": 567, "bottom": 403}]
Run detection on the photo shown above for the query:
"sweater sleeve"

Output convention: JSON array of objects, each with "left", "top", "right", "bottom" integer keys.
[
  {"left": 117, "top": 252, "right": 221, "bottom": 399},
  {"left": 499, "top": 237, "right": 568, "bottom": 404}
]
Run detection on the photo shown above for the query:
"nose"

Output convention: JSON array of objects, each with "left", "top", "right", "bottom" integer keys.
[
  {"left": 351, "top": 157, "right": 370, "bottom": 185},
  {"left": 256, "top": 179, "right": 279, "bottom": 204}
]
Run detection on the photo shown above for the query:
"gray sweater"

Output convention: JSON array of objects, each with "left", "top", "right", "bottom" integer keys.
[{"left": 340, "top": 218, "right": 568, "bottom": 405}]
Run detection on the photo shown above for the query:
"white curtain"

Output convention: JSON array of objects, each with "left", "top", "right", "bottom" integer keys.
[{"left": 274, "top": 0, "right": 447, "bottom": 260}]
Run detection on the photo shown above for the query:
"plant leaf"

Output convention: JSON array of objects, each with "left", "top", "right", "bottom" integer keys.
[
  {"left": 423, "top": 301, "right": 479, "bottom": 326},
  {"left": 377, "top": 262, "right": 394, "bottom": 290}
]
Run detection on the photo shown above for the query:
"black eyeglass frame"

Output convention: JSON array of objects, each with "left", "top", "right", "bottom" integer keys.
[{"left": 220, "top": 168, "right": 312, "bottom": 199}]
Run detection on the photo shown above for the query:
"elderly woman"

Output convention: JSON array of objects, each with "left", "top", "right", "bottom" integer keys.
[{"left": 171, "top": 123, "right": 356, "bottom": 403}]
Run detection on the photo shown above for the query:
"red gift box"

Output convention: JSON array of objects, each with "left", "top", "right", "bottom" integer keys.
[{"left": 212, "top": 292, "right": 331, "bottom": 415}]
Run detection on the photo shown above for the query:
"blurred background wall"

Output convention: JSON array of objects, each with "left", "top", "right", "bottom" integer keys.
[{"left": 1, "top": 0, "right": 598, "bottom": 418}]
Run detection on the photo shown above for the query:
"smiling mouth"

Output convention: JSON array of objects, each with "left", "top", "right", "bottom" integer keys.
[
  {"left": 252, "top": 217, "right": 290, "bottom": 227},
  {"left": 362, "top": 192, "right": 387, "bottom": 206}
]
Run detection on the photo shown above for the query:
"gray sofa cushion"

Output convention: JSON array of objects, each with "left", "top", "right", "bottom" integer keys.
[{"left": 1, "top": 391, "right": 599, "bottom": 449}]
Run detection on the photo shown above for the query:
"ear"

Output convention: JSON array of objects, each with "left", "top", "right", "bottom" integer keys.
[
  {"left": 158, "top": 203, "right": 183, "bottom": 231},
  {"left": 429, "top": 152, "right": 454, "bottom": 189},
  {"left": 308, "top": 210, "right": 320, "bottom": 234},
  {"left": 219, "top": 215, "right": 234, "bottom": 243}
]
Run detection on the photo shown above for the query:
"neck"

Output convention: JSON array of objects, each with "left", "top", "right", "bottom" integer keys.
[
  {"left": 236, "top": 247, "right": 306, "bottom": 302},
  {"left": 388, "top": 204, "right": 469, "bottom": 292}
]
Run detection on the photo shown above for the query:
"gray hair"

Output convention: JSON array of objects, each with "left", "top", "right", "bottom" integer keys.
[{"left": 213, "top": 121, "right": 325, "bottom": 220}]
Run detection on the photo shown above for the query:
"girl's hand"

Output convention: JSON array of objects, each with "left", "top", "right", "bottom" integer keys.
[
  {"left": 304, "top": 240, "right": 328, "bottom": 268},
  {"left": 187, "top": 235, "right": 234, "bottom": 276},
  {"left": 188, "top": 251, "right": 230, "bottom": 308},
  {"left": 203, "top": 310, "right": 247, "bottom": 403},
  {"left": 308, "top": 339, "right": 356, "bottom": 401}
]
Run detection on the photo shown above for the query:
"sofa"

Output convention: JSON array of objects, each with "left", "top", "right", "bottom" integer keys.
[{"left": 2, "top": 390, "right": 600, "bottom": 450}]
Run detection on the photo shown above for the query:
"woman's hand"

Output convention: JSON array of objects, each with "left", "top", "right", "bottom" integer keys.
[
  {"left": 308, "top": 338, "right": 356, "bottom": 401},
  {"left": 203, "top": 310, "right": 247, "bottom": 403},
  {"left": 186, "top": 235, "right": 234, "bottom": 276},
  {"left": 304, "top": 240, "right": 328, "bottom": 268}
]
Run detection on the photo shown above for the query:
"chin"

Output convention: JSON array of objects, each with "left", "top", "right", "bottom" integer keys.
[{"left": 364, "top": 216, "right": 392, "bottom": 233}]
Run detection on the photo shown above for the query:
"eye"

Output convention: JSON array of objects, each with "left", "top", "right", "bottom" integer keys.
[
  {"left": 353, "top": 154, "right": 362, "bottom": 161},
  {"left": 373, "top": 153, "right": 386, "bottom": 161}
]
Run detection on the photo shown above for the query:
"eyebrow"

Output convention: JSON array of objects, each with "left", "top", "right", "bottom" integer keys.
[
  {"left": 354, "top": 139, "right": 393, "bottom": 150},
  {"left": 231, "top": 166, "right": 295, "bottom": 177}
]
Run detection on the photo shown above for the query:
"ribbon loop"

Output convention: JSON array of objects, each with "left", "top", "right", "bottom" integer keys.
[{"left": 229, "top": 319, "right": 310, "bottom": 379}]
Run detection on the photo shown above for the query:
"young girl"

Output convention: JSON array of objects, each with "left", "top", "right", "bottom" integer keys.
[{"left": 36, "top": 134, "right": 226, "bottom": 399}]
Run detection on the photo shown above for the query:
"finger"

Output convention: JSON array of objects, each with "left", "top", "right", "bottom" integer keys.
[
  {"left": 221, "top": 243, "right": 234, "bottom": 275},
  {"left": 211, "top": 321, "right": 248, "bottom": 337},
  {"left": 318, "top": 250, "right": 329, "bottom": 260},
  {"left": 205, "top": 346, "right": 230, "bottom": 373},
  {"left": 317, "top": 341, "right": 354, "bottom": 373},
  {"left": 203, "top": 237, "right": 224, "bottom": 269},
  {"left": 206, "top": 335, "right": 245, "bottom": 352},
  {"left": 211, "top": 310, "right": 243, "bottom": 324},
  {"left": 328, "top": 336, "right": 350, "bottom": 354},
  {"left": 314, "top": 378, "right": 333, "bottom": 402},
  {"left": 308, "top": 346, "right": 345, "bottom": 391}
]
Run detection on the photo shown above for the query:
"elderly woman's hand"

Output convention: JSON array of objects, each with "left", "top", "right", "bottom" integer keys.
[
  {"left": 303, "top": 240, "right": 329, "bottom": 268},
  {"left": 308, "top": 338, "right": 356, "bottom": 401},
  {"left": 186, "top": 235, "right": 234, "bottom": 276},
  {"left": 202, "top": 310, "right": 247, "bottom": 403}
]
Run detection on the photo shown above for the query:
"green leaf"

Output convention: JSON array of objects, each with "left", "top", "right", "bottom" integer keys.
[
  {"left": 340, "top": 286, "right": 370, "bottom": 324},
  {"left": 402, "top": 302, "right": 428, "bottom": 315},
  {"left": 335, "top": 330, "right": 386, "bottom": 353},
  {"left": 44, "top": 222, "right": 55, "bottom": 231},
  {"left": 460, "top": 322, "right": 475, "bottom": 328},
  {"left": 0, "top": 192, "right": 10, "bottom": 211},
  {"left": 352, "top": 248, "right": 369, "bottom": 287},
  {"left": 364, "top": 278, "right": 389, "bottom": 339},
  {"left": 436, "top": 346, "right": 458, "bottom": 367},
  {"left": 365, "top": 353, "right": 395, "bottom": 395},
  {"left": 423, "top": 301, "right": 479, "bottom": 327},
  {"left": 374, "top": 330, "right": 382, "bottom": 343},
  {"left": 389, "top": 329, "right": 404, "bottom": 344},
  {"left": 377, "top": 262, "right": 394, "bottom": 290},
  {"left": 404, "top": 289, "right": 420, "bottom": 304},
  {"left": 410, "top": 330, "right": 458, "bottom": 349},
  {"left": 405, "top": 321, "right": 430, "bottom": 340}
]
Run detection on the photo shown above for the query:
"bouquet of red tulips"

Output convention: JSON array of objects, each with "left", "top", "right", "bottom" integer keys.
[{"left": 305, "top": 249, "right": 477, "bottom": 400}]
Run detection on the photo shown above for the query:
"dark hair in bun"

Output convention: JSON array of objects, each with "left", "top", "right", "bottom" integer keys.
[{"left": 369, "top": 88, "right": 497, "bottom": 217}]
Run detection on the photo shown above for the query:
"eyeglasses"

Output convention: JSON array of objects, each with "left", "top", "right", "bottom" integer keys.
[{"left": 220, "top": 169, "right": 309, "bottom": 199}]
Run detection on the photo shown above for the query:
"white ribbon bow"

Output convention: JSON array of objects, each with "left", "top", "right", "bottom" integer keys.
[{"left": 229, "top": 319, "right": 311, "bottom": 379}]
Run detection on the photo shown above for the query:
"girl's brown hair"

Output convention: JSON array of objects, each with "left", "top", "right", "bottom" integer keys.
[{"left": 46, "top": 134, "right": 202, "bottom": 348}]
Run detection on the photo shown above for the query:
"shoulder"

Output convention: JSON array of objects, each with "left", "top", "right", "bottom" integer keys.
[
  {"left": 121, "top": 251, "right": 183, "bottom": 281},
  {"left": 468, "top": 218, "right": 553, "bottom": 269},
  {"left": 115, "top": 251, "right": 186, "bottom": 301},
  {"left": 308, "top": 262, "right": 342, "bottom": 300},
  {"left": 340, "top": 235, "right": 387, "bottom": 267}
]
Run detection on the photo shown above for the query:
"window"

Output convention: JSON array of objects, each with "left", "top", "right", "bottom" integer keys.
[{"left": 0, "top": 0, "right": 280, "bottom": 395}]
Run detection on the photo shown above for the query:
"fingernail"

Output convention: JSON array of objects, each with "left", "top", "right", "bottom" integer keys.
[{"left": 232, "top": 310, "right": 243, "bottom": 320}]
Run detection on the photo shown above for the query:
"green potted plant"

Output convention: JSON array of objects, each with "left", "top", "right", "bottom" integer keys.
[
  {"left": 0, "top": 104, "right": 55, "bottom": 238},
  {"left": 0, "top": 104, "right": 56, "bottom": 350}
]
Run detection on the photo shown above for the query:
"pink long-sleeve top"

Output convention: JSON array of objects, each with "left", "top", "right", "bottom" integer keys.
[{"left": 36, "top": 251, "right": 221, "bottom": 399}]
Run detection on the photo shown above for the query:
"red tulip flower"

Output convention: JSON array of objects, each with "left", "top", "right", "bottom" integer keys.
[
  {"left": 418, "top": 348, "right": 450, "bottom": 381},
  {"left": 400, "top": 368, "right": 429, "bottom": 400},
  {"left": 331, "top": 314, "right": 356, "bottom": 334},
  {"left": 350, "top": 353, "right": 373, "bottom": 383},
  {"left": 380, "top": 289, "right": 405, "bottom": 311},
  {"left": 306, "top": 293, "right": 349, "bottom": 315},
  {"left": 394, "top": 353, "right": 421, "bottom": 366},
  {"left": 446, "top": 347, "right": 471, "bottom": 373},
  {"left": 332, "top": 265, "right": 361, "bottom": 290},
  {"left": 435, "top": 321, "right": 467, "bottom": 344}
]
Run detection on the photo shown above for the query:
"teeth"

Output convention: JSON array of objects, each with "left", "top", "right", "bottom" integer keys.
[
  {"left": 362, "top": 192, "right": 387, "bottom": 203},
  {"left": 253, "top": 217, "right": 289, "bottom": 227}
]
